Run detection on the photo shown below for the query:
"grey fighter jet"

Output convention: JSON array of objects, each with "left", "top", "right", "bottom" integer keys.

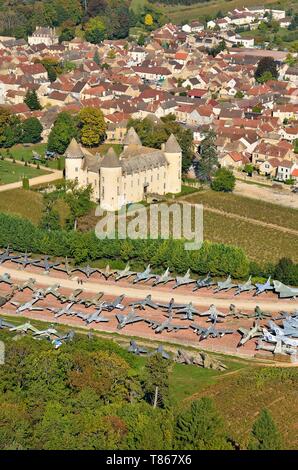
[
  {"left": 77, "top": 308, "right": 109, "bottom": 325},
  {"left": 145, "top": 312, "right": 189, "bottom": 334},
  {"left": 116, "top": 308, "right": 144, "bottom": 329},
  {"left": 12, "top": 251, "right": 40, "bottom": 269},
  {"left": 214, "top": 275, "right": 237, "bottom": 293},
  {"left": 33, "top": 326, "right": 60, "bottom": 339},
  {"left": 102, "top": 294, "right": 125, "bottom": 311},
  {"left": 16, "top": 278, "right": 36, "bottom": 292},
  {"left": 256, "top": 339, "right": 296, "bottom": 355},
  {"left": 98, "top": 264, "right": 116, "bottom": 280},
  {"left": 32, "top": 256, "right": 60, "bottom": 273},
  {"left": 10, "top": 297, "right": 43, "bottom": 314},
  {"left": 173, "top": 269, "right": 196, "bottom": 289},
  {"left": 157, "top": 298, "right": 187, "bottom": 311},
  {"left": 238, "top": 322, "right": 263, "bottom": 346},
  {"left": 0, "top": 318, "right": 16, "bottom": 329},
  {"left": 128, "top": 340, "right": 148, "bottom": 355},
  {"left": 254, "top": 277, "right": 273, "bottom": 296},
  {"left": 0, "top": 272, "right": 12, "bottom": 285},
  {"left": 33, "top": 284, "right": 60, "bottom": 299},
  {"left": 234, "top": 276, "right": 255, "bottom": 296},
  {"left": 262, "top": 328, "right": 298, "bottom": 348},
  {"left": 273, "top": 280, "right": 298, "bottom": 299},
  {"left": 129, "top": 295, "right": 158, "bottom": 310},
  {"left": 79, "top": 292, "right": 104, "bottom": 307},
  {"left": 152, "top": 268, "right": 174, "bottom": 287},
  {"left": 53, "top": 257, "right": 74, "bottom": 276},
  {"left": 114, "top": 264, "right": 136, "bottom": 281},
  {"left": 58, "top": 288, "right": 82, "bottom": 304},
  {"left": 175, "top": 302, "right": 200, "bottom": 320},
  {"left": 199, "top": 304, "right": 226, "bottom": 323},
  {"left": 0, "top": 246, "right": 21, "bottom": 264},
  {"left": 73, "top": 264, "right": 99, "bottom": 278},
  {"left": 148, "top": 344, "right": 170, "bottom": 359},
  {"left": 46, "top": 302, "right": 78, "bottom": 318},
  {"left": 133, "top": 265, "right": 157, "bottom": 284},
  {"left": 190, "top": 322, "right": 234, "bottom": 341},
  {"left": 9, "top": 322, "right": 40, "bottom": 333},
  {"left": 192, "top": 273, "right": 214, "bottom": 291}
]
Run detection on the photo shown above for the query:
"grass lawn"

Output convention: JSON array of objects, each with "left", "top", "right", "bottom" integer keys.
[
  {"left": 0, "top": 160, "right": 49, "bottom": 185},
  {"left": 0, "top": 188, "right": 44, "bottom": 224},
  {"left": 1, "top": 143, "right": 64, "bottom": 170}
]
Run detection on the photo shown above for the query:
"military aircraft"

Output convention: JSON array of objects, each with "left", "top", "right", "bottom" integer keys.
[
  {"left": 133, "top": 265, "right": 157, "bottom": 284},
  {"left": 273, "top": 280, "right": 298, "bottom": 299},
  {"left": 175, "top": 302, "right": 200, "bottom": 320},
  {"left": 256, "top": 339, "right": 296, "bottom": 356},
  {"left": 262, "top": 328, "right": 298, "bottom": 348},
  {"left": 173, "top": 269, "right": 196, "bottom": 289},
  {"left": 152, "top": 268, "right": 174, "bottom": 287},
  {"left": 53, "top": 257, "right": 74, "bottom": 277},
  {"left": 33, "top": 284, "right": 60, "bottom": 299},
  {"left": 10, "top": 297, "right": 43, "bottom": 314},
  {"left": 157, "top": 298, "right": 186, "bottom": 311},
  {"left": 52, "top": 330, "right": 75, "bottom": 349},
  {"left": 199, "top": 304, "right": 226, "bottom": 323},
  {"left": 116, "top": 308, "right": 144, "bottom": 329},
  {"left": 190, "top": 322, "right": 234, "bottom": 341},
  {"left": 73, "top": 264, "right": 100, "bottom": 278},
  {"left": 279, "top": 321, "right": 298, "bottom": 338},
  {"left": 227, "top": 304, "right": 248, "bottom": 319},
  {"left": 248, "top": 305, "right": 272, "bottom": 320},
  {"left": 77, "top": 308, "right": 109, "bottom": 325},
  {"left": 98, "top": 265, "right": 116, "bottom": 280},
  {"left": 16, "top": 278, "right": 36, "bottom": 292},
  {"left": 79, "top": 292, "right": 104, "bottom": 308},
  {"left": 145, "top": 312, "right": 189, "bottom": 334},
  {"left": 0, "top": 291, "right": 15, "bottom": 307},
  {"left": 11, "top": 251, "right": 40, "bottom": 269},
  {"left": 192, "top": 273, "right": 214, "bottom": 291},
  {"left": 238, "top": 322, "right": 263, "bottom": 346},
  {"left": 32, "top": 256, "right": 60, "bottom": 273},
  {"left": 254, "top": 277, "right": 274, "bottom": 296},
  {"left": 9, "top": 322, "right": 40, "bottom": 334},
  {"left": 128, "top": 340, "right": 148, "bottom": 355},
  {"left": 114, "top": 264, "right": 136, "bottom": 281},
  {"left": 214, "top": 275, "right": 237, "bottom": 293},
  {"left": 0, "top": 318, "right": 16, "bottom": 329},
  {"left": 129, "top": 295, "right": 158, "bottom": 310},
  {"left": 58, "top": 288, "right": 82, "bottom": 304},
  {"left": 33, "top": 326, "right": 60, "bottom": 339},
  {"left": 46, "top": 302, "right": 78, "bottom": 318},
  {"left": 0, "top": 272, "right": 12, "bottom": 285},
  {"left": 234, "top": 276, "right": 255, "bottom": 296},
  {"left": 102, "top": 294, "right": 125, "bottom": 311},
  {"left": 0, "top": 246, "right": 21, "bottom": 264},
  {"left": 148, "top": 344, "right": 170, "bottom": 359}
]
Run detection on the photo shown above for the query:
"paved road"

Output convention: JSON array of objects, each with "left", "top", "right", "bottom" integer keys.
[
  {"left": 1, "top": 265, "right": 297, "bottom": 313},
  {"left": 234, "top": 180, "right": 298, "bottom": 210}
]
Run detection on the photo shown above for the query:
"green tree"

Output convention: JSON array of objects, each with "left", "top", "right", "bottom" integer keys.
[
  {"left": 22, "top": 177, "right": 30, "bottom": 190},
  {"left": 24, "top": 90, "right": 42, "bottom": 111},
  {"left": 248, "top": 409, "right": 282, "bottom": 450},
  {"left": 59, "top": 27, "right": 75, "bottom": 43},
  {"left": 211, "top": 168, "right": 236, "bottom": 192},
  {"left": 195, "top": 130, "right": 218, "bottom": 181},
  {"left": 274, "top": 257, "right": 298, "bottom": 285},
  {"left": 21, "top": 117, "right": 43, "bottom": 144},
  {"left": 84, "top": 16, "right": 106, "bottom": 44},
  {"left": 255, "top": 57, "right": 278, "bottom": 83},
  {"left": 174, "top": 398, "right": 233, "bottom": 450},
  {"left": 143, "top": 353, "right": 170, "bottom": 408},
  {"left": 78, "top": 107, "right": 106, "bottom": 147},
  {"left": 0, "top": 107, "right": 22, "bottom": 148},
  {"left": 137, "top": 34, "right": 146, "bottom": 46},
  {"left": 48, "top": 112, "right": 78, "bottom": 154},
  {"left": 93, "top": 49, "right": 100, "bottom": 65},
  {"left": 244, "top": 163, "right": 254, "bottom": 176}
]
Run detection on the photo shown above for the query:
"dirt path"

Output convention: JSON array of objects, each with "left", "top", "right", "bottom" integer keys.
[
  {"left": 234, "top": 180, "right": 298, "bottom": 210},
  {"left": 0, "top": 168, "right": 63, "bottom": 192}
]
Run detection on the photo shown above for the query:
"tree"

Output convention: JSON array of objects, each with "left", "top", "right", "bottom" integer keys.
[
  {"left": 59, "top": 27, "right": 75, "bottom": 43},
  {"left": 24, "top": 90, "right": 42, "bottom": 111},
  {"left": 78, "top": 107, "right": 106, "bottom": 147},
  {"left": 62, "top": 180, "right": 93, "bottom": 230},
  {"left": 248, "top": 409, "right": 282, "bottom": 450},
  {"left": 137, "top": 34, "right": 145, "bottom": 46},
  {"left": 0, "top": 107, "right": 22, "bottom": 148},
  {"left": 143, "top": 353, "right": 170, "bottom": 408},
  {"left": 255, "top": 57, "right": 278, "bottom": 83},
  {"left": 244, "top": 163, "right": 254, "bottom": 176},
  {"left": 174, "top": 398, "right": 232, "bottom": 450},
  {"left": 235, "top": 90, "right": 244, "bottom": 99},
  {"left": 93, "top": 49, "right": 100, "bottom": 65},
  {"left": 274, "top": 258, "right": 298, "bottom": 285},
  {"left": 48, "top": 112, "right": 78, "bottom": 154},
  {"left": 211, "top": 168, "right": 236, "bottom": 192},
  {"left": 195, "top": 130, "right": 218, "bottom": 182},
  {"left": 144, "top": 14, "right": 153, "bottom": 27},
  {"left": 21, "top": 117, "right": 43, "bottom": 144},
  {"left": 84, "top": 16, "right": 106, "bottom": 44}
]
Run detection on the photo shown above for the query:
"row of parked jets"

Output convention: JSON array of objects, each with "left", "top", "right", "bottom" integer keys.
[{"left": 0, "top": 246, "right": 297, "bottom": 298}]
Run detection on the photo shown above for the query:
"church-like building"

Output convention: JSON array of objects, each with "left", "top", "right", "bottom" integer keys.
[{"left": 64, "top": 128, "right": 182, "bottom": 211}]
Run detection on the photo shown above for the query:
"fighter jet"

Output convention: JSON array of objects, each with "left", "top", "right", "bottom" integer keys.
[
  {"left": 16, "top": 278, "right": 36, "bottom": 292},
  {"left": 77, "top": 308, "right": 109, "bottom": 325},
  {"left": 33, "top": 284, "right": 60, "bottom": 299},
  {"left": 11, "top": 251, "right": 40, "bottom": 269},
  {"left": 128, "top": 340, "right": 148, "bottom": 355},
  {"left": 52, "top": 330, "right": 75, "bottom": 349},
  {"left": 192, "top": 273, "right": 214, "bottom": 291},
  {"left": 273, "top": 280, "right": 298, "bottom": 299},
  {"left": 280, "top": 321, "right": 298, "bottom": 338},
  {"left": 116, "top": 308, "right": 144, "bottom": 329},
  {"left": 248, "top": 305, "right": 272, "bottom": 320},
  {"left": 199, "top": 304, "right": 226, "bottom": 323},
  {"left": 102, "top": 294, "right": 125, "bottom": 312},
  {"left": 72, "top": 264, "right": 99, "bottom": 278},
  {"left": 152, "top": 268, "right": 174, "bottom": 287},
  {"left": 114, "top": 264, "right": 136, "bottom": 281},
  {"left": 9, "top": 322, "right": 40, "bottom": 334},
  {"left": 254, "top": 277, "right": 274, "bottom": 296},
  {"left": 98, "top": 265, "right": 116, "bottom": 280},
  {"left": 256, "top": 339, "right": 296, "bottom": 356},
  {"left": 148, "top": 344, "right": 170, "bottom": 359},
  {"left": 175, "top": 302, "right": 200, "bottom": 320},
  {"left": 227, "top": 304, "right": 248, "bottom": 319},
  {"left": 0, "top": 246, "right": 21, "bottom": 264},
  {"left": 129, "top": 295, "right": 158, "bottom": 310},
  {"left": 173, "top": 269, "right": 196, "bottom": 289},
  {"left": 214, "top": 275, "right": 237, "bottom": 293},
  {"left": 0, "top": 318, "right": 16, "bottom": 329},
  {"left": 0, "top": 272, "right": 12, "bottom": 285},
  {"left": 133, "top": 265, "right": 157, "bottom": 284},
  {"left": 0, "top": 290, "right": 17, "bottom": 307},
  {"left": 79, "top": 292, "right": 104, "bottom": 307},
  {"left": 46, "top": 302, "right": 78, "bottom": 318},
  {"left": 234, "top": 276, "right": 255, "bottom": 296},
  {"left": 262, "top": 328, "right": 298, "bottom": 348},
  {"left": 157, "top": 298, "right": 187, "bottom": 311},
  {"left": 238, "top": 322, "right": 263, "bottom": 346},
  {"left": 53, "top": 257, "right": 74, "bottom": 277},
  {"left": 10, "top": 297, "right": 43, "bottom": 314},
  {"left": 58, "top": 288, "right": 82, "bottom": 304},
  {"left": 190, "top": 322, "right": 234, "bottom": 341},
  {"left": 33, "top": 326, "right": 60, "bottom": 339},
  {"left": 145, "top": 312, "right": 189, "bottom": 334},
  {"left": 32, "top": 256, "right": 60, "bottom": 273}
]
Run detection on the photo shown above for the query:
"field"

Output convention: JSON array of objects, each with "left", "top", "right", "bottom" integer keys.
[
  {"left": 0, "top": 159, "right": 49, "bottom": 185},
  {"left": 0, "top": 189, "right": 44, "bottom": 225},
  {"left": 1, "top": 143, "right": 64, "bottom": 170}
]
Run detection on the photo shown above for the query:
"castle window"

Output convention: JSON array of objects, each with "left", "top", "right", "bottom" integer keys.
[{"left": 75, "top": 167, "right": 78, "bottom": 172}]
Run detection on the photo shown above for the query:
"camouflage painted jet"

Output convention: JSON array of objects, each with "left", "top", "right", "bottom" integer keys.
[
  {"left": 53, "top": 257, "right": 74, "bottom": 277},
  {"left": 114, "top": 264, "right": 136, "bottom": 281},
  {"left": 116, "top": 308, "right": 144, "bottom": 329},
  {"left": 128, "top": 340, "right": 148, "bottom": 355},
  {"left": 273, "top": 280, "right": 298, "bottom": 299},
  {"left": 102, "top": 294, "right": 125, "bottom": 311},
  {"left": 129, "top": 295, "right": 158, "bottom": 310},
  {"left": 79, "top": 292, "right": 104, "bottom": 307},
  {"left": 72, "top": 264, "right": 99, "bottom": 278},
  {"left": 254, "top": 277, "right": 273, "bottom": 296},
  {"left": 0, "top": 272, "right": 12, "bottom": 285},
  {"left": 10, "top": 297, "right": 43, "bottom": 314},
  {"left": 248, "top": 305, "right": 272, "bottom": 321},
  {"left": 152, "top": 268, "right": 174, "bottom": 287},
  {"left": 12, "top": 251, "right": 41, "bottom": 269},
  {"left": 238, "top": 322, "right": 263, "bottom": 346},
  {"left": 214, "top": 275, "right": 237, "bottom": 293},
  {"left": 133, "top": 265, "right": 157, "bottom": 284},
  {"left": 58, "top": 288, "right": 82, "bottom": 304},
  {"left": 192, "top": 273, "right": 214, "bottom": 291},
  {"left": 145, "top": 312, "right": 189, "bottom": 334},
  {"left": 0, "top": 291, "right": 16, "bottom": 307},
  {"left": 199, "top": 304, "right": 226, "bottom": 323},
  {"left": 98, "top": 265, "right": 116, "bottom": 280},
  {"left": 33, "top": 326, "right": 60, "bottom": 339},
  {"left": 77, "top": 308, "right": 109, "bottom": 325},
  {"left": 9, "top": 322, "right": 40, "bottom": 333},
  {"left": 227, "top": 304, "right": 248, "bottom": 319},
  {"left": 0, "top": 246, "right": 21, "bottom": 264},
  {"left": 190, "top": 322, "right": 234, "bottom": 341},
  {"left": 33, "top": 284, "right": 60, "bottom": 299},
  {"left": 175, "top": 302, "right": 200, "bottom": 320},
  {"left": 173, "top": 269, "right": 196, "bottom": 289},
  {"left": 256, "top": 339, "right": 296, "bottom": 356},
  {"left": 16, "top": 278, "right": 36, "bottom": 292},
  {"left": 234, "top": 276, "right": 255, "bottom": 296},
  {"left": 32, "top": 256, "right": 60, "bottom": 273}
]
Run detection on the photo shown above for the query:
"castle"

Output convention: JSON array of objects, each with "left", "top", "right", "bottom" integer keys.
[{"left": 64, "top": 128, "right": 182, "bottom": 211}]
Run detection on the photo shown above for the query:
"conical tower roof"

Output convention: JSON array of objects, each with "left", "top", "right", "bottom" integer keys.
[
  {"left": 65, "top": 138, "right": 84, "bottom": 159},
  {"left": 100, "top": 147, "right": 121, "bottom": 168},
  {"left": 164, "top": 134, "right": 181, "bottom": 153},
  {"left": 123, "top": 127, "right": 142, "bottom": 146}
]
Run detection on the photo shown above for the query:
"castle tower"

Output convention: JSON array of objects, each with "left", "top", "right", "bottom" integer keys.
[
  {"left": 100, "top": 147, "right": 123, "bottom": 211},
  {"left": 164, "top": 134, "right": 182, "bottom": 194},
  {"left": 64, "top": 138, "right": 84, "bottom": 182}
]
